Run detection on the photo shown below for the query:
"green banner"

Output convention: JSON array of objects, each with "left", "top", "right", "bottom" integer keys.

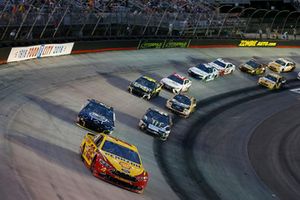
[{"left": 138, "top": 40, "right": 190, "bottom": 49}]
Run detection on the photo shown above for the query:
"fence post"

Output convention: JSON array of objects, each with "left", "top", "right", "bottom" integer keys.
[
  {"left": 27, "top": 4, "right": 46, "bottom": 39},
  {"left": 53, "top": 6, "right": 69, "bottom": 38},
  {"left": 14, "top": 4, "right": 33, "bottom": 40},
  {"left": 155, "top": 9, "right": 167, "bottom": 36},
  {"left": 244, "top": 9, "right": 267, "bottom": 34},
  {"left": 233, "top": 7, "right": 256, "bottom": 34},
  {"left": 218, "top": 6, "right": 242, "bottom": 37},
  {"left": 142, "top": 13, "right": 153, "bottom": 36},
  {"left": 91, "top": 13, "right": 103, "bottom": 36},
  {"left": 270, "top": 10, "right": 289, "bottom": 34},
  {"left": 281, "top": 11, "right": 299, "bottom": 34}
]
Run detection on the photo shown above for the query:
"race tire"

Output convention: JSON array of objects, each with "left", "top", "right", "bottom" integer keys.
[{"left": 140, "top": 124, "right": 146, "bottom": 131}]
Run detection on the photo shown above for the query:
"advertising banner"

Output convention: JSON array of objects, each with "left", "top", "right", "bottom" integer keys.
[
  {"left": 238, "top": 40, "right": 277, "bottom": 47},
  {"left": 138, "top": 40, "right": 190, "bottom": 49},
  {"left": 7, "top": 42, "right": 74, "bottom": 62}
]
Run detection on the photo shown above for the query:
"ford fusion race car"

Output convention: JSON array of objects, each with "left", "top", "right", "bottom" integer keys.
[
  {"left": 267, "top": 58, "right": 295, "bottom": 73},
  {"left": 239, "top": 59, "right": 266, "bottom": 75},
  {"left": 188, "top": 63, "right": 219, "bottom": 81},
  {"left": 128, "top": 76, "right": 162, "bottom": 100},
  {"left": 208, "top": 58, "right": 236, "bottom": 76},
  {"left": 166, "top": 94, "right": 196, "bottom": 118},
  {"left": 139, "top": 108, "right": 172, "bottom": 141},
  {"left": 258, "top": 73, "right": 286, "bottom": 90},
  {"left": 160, "top": 73, "right": 192, "bottom": 94},
  {"left": 76, "top": 99, "right": 115, "bottom": 134},
  {"left": 80, "top": 132, "right": 148, "bottom": 193}
]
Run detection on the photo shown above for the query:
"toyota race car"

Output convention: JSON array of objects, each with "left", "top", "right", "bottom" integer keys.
[
  {"left": 76, "top": 99, "right": 115, "bottom": 134},
  {"left": 80, "top": 132, "right": 148, "bottom": 193},
  {"left": 208, "top": 58, "right": 236, "bottom": 76},
  {"left": 239, "top": 59, "right": 266, "bottom": 75},
  {"left": 160, "top": 73, "right": 192, "bottom": 94},
  {"left": 139, "top": 108, "right": 172, "bottom": 141},
  {"left": 128, "top": 76, "right": 162, "bottom": 100},
  {"left": 258, "top": 73, "right": 286, "bottom": 90},
  {"left": 166, "top": 94, "right": 196, "bottom": 118},
  {"left": 188, "top": 63, "right": 219, "bottom": 81},
  {"left": 267, "top": 58, "right": 295, "bottom": 73}
]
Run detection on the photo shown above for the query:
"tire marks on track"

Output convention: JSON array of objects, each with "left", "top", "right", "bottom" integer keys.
[{"left": 154, "top": 79, "right": 300, "bottom": 200}]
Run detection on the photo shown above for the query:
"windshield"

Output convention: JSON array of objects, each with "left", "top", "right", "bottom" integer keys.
[
  {"left": 135, "top": 77, "right": 156, "bottom": 90},
  {"left": 146, "top": 109, "right": 170, "bottom": 125},
  {"left": 196, "top": 64, "right": 213, "bottom": 73},
  {"left": 168, "top": 74, "right": 184, "bottom": 84},
  {"left": 84, "top": 102, "right": 114, "bottom": 122},
  {"left": 213, "top": 60, "right": 226, "bottom": 68},
  {"left": 174, "top": 94, "right": 191, "bottom": 105},
  {"left": 275, "top": 60, "right": 286, "bottom": 66},
  {"left": 246, "top": 60, "right": 260, "bottom": 69},
  {"left": 265, "top": 75, "right": 278, "bottom": 82},
  {"left": 102, "top": 140, "right": 141, "bottom": 164}
]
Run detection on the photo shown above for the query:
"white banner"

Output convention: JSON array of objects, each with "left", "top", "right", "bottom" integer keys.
[{"left": 7, "top": 42, "right": 74, "bottom": 63}]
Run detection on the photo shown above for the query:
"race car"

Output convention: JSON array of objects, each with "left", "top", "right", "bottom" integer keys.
[
  {"left": 160, "top": 73, "right": 192, "bottom": 94},
  {"left": 166, "top": 94, "right": 196, "bottom": 118},
  {"left": 188, "top": 63, "right": 219, "bottom": 81},
  {"left": 139, "top": 108, "right": 172, "bottom": 141},
  {"left": 258, "top": 73, "right": 286, "bottom": 90},
  {"left": 267, "top": 58, "right": 295, "bottom": 73},
  {"left": 239, "top": 59, "right": 266, "bottom": 75},
  {"left": 80, "top": 132, "right": 148, "bottom": 193},
  {"left": 208, "top": 58, "right": 236, "bottom": 76},
  {"left": 128, "top": 76, "right": 162, "bottom": 100},
  {"left": 76, "top": 99, "right": 115, "bottom": 134}
]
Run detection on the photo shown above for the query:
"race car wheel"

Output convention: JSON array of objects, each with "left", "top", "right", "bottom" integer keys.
[
  {"left": 80, "top": 143, "right": 86, "bottom": 161},
  {"left": 139, "top": 124, "right": 146, "bottom": 131}
]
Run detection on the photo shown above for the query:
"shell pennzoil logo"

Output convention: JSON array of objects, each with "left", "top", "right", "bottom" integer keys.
[
  {"left": 119, "top": 161, "right": 132, "bottom": 169},
  {"left": 238, "top": 40, "right": 277, "bottom": 47}
]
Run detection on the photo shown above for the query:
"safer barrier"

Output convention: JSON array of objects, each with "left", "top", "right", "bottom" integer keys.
[{"left": 1, "top": 39, "right": 300, "bottom": 65}]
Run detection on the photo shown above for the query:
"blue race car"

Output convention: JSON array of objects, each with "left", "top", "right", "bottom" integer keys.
[{"left": 76, "top": 99, "right": 115, "bottom": 134}]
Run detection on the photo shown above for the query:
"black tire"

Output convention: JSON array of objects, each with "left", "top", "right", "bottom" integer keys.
[{"left": 80, "top": 143, "right": 86, "bottom": 161}]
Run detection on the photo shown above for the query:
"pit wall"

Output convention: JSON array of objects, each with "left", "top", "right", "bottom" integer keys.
[{"left": 1, "top": 39, "right": 300, "bottom": 64}]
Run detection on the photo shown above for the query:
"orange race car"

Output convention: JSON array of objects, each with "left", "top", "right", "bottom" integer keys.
[{"left": 80, "top": 132, "right": 149, "bottom": 193}]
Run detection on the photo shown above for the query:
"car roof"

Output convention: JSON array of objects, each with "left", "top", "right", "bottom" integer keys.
[
  {"left": 173, "top": 93, "right": 192, "bottom": 100},
  {"left": 277, "top": 58, "right": 290, "bottom": 63},
  {"left": 101, "top": 133, "right": 138, "bottom": 152},
  {"left": 268, "top": 73, "right": 282, "bottom": 78},
  {"left": 88, "top": 99, "right": 113, "bottom": 110},
  {"left": 170, "top": 73, "right": 187, "bottom": 80},
  {"left": 148, "top": 107, "right": 169, "bottom": 116}
]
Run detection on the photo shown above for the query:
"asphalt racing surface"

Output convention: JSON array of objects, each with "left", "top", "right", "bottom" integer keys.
[{"left": 1, "top": 47, "right": 300, "bottom": 200}]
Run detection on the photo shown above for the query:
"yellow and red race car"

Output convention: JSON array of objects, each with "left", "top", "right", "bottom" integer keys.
[{"left": 80, "top": 132, "right": 148, "bottom": 193}]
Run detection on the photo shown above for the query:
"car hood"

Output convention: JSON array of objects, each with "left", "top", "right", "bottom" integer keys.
[
  {"left": 132, "top": 82, "right": 152, "bottom": 93},
  {"left": 260, "top": 77, "right": 276, "bottom": 86},
  {"left": 189, "top": 67, "right": 209, "bottom": 76},
  {"left": 102, "top": 151, "right": 144, "bottom": 177},
  {"left": 161, "top": 78, "right": 182, "bottom": 88},
  {"left": 172, "top": 99, "right": 190, "bottom": 108},
  {"left": 81, "top": 112, "right": 114, "bottom": 130},
  {"left": 269, "top": 62, "right": 281, "bottom": 68},
  {"left": 242, "top": 63, "right": 254, "bottom": 70},
  {"left": 208, "top": 62, "right": 224, "bottom": 70}
]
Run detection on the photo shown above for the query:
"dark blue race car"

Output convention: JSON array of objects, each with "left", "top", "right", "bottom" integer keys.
[{"left": 76, "top": 99, "right": 115, "bottom": 134}]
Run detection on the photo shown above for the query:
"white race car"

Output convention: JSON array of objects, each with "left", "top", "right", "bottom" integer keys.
[
  {"left": 208, "top": 58, "right": 236, "bottom": 76},
  {"left": 188, "top": 63, "right": 219, "bottom": 81},
  {"left": 160, "top": 73, "right": 192, "bottom": 94}
]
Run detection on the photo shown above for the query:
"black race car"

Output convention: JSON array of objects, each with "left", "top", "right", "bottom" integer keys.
[
  {"left": 128, "top": 76, "right": 162, "bottom": 100},
  {"left": 139, "top": 108, "right": 172, "bottom": 141},
  {"left": 76, "top": 99, "right": 115, "bottom": 134}
]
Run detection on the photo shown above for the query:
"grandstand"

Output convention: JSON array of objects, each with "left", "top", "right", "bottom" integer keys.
[{"left": 0, "top": 0, "right": 298, "bottom": 42}]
